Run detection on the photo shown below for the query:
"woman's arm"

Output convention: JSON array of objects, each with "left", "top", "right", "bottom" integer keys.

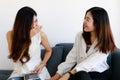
[
  {"left": 33, "top": 31, "right": 52, "bottom": 73},
  {"left": 6, "top": 30, "right": 13, "bottom": 54},
  {"left": 50, "top": 33, "right": 80, "bottom": 80},
  {"left": 49, "top": 73, "right": 61, "bottom": 80},
  {"left": 49, "top": 64, "right": 77, "bottom": 80},
  {"left": 58, "top": 69, "right": 77, "bottom": 80},
  {"left": 40, "top": 31, "right": 52, "bottom": 65}
]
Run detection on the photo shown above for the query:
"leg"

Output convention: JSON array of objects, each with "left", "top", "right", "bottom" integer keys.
[
  {"left": 69, "top": 71, "right": 92, "bottom": 80},
  {"left": 101, "top": 69, "right": 112, "bottom": 80},
  {"left": 89, "top": 69, "right": 112, "bottom": 80}
]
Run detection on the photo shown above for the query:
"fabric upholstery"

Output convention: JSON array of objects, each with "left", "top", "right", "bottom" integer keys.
[
  {"left": 107, "top": 54, "right": 111, "bottom": 67},
  {"left": 55, "top": 43, "right": 73, "bottom": 62},
  {"left": 111, "top": 48, "right": 120, "bottom": 80},
  {"left": 0, "top": 70, "right": 12, "bottom": 80},
  {"left": 41, "top": 46, "right": 63, "bottom": 76}
]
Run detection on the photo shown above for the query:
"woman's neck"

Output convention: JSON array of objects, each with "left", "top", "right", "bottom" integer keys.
[{"left": 90, "top": 32, "right": 96, "bottom": 44}]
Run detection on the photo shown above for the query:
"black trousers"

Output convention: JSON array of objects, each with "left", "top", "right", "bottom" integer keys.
[{"left": 69, "top": 69, "right": 112, "bottom": 80}]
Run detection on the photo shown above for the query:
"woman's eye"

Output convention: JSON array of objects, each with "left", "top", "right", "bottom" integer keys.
[{"left": 85, "top": 18, "right": 89, "bottom": 22}]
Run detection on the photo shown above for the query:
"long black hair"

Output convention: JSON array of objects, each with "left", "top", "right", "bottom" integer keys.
[
  {"left": 9, "top": 6, "right": 37, "bottom": 64},
  {"left": 82, "top": 7, "right": 116, "bottom": 53}
]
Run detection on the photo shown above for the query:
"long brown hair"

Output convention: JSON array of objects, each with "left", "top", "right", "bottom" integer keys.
[
  {"left": 82, "top": 7, "right": 116, "bottom": 53},
  {"left": 9, "top": 6, "right": 37, "bottom": 64}
]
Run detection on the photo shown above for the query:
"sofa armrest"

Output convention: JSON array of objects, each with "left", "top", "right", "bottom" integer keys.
[
  {"left": 111, "top": 48, "right": 120, "bottom": 80},
  {"left": 0, "top": 70, "right": 12, "bottom": 80}
]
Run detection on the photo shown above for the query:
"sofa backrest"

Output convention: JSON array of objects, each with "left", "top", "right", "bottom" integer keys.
[
  {"left": 55, "top": 43, "right": 73, "bottom": 62},
  {"left": 41, "top": 43, "right": 73, "bottom": 76},
  {"left": 111, "top": 48, "right": 120, "bottom": 80},
  {"left": 41, "top": 45, "right": 63, "bottom": 77}
]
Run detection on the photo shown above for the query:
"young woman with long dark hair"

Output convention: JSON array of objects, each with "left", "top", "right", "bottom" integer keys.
[
  {"left": 50, "top": 7, "right": 116, "bottom": 80},
  {"left": 6, "top": 6, "right": 52, "bottom": 80}
]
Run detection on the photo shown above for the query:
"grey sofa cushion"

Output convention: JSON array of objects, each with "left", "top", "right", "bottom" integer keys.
[
  {"left": 55, "top": 43, "right": 73, "bottom": 62},
  {"left": 41, "top": 46, "right": 63, "bottom": 76},
  {"left": 0, "top": 70, "right": 12, "bottom": 80},
  {"left": 111, "top": 48, "right": 120, "bottom": 80},
  {"left": 107, "top": 54, "right": 111, "bottom": 67}
]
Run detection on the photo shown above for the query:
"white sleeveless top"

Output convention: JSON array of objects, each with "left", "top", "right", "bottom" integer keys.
[{"left": 9, "top": 32, "right": 50, "bottom": 80}]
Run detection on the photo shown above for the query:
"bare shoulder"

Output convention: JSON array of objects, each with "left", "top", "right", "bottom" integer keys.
[
  {"left": 6, "top": 30, "right": 13, "bottom": 54},
  {"left": 6, "top": 30, "right": 13, "bottom": 43},
  {"left": 6, "top": 30, "right": 13, "bottom": 38}
]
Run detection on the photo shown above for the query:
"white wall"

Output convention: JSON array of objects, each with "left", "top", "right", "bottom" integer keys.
[{"left": 0, "top": 0, "right": 120, "bottom": 70}]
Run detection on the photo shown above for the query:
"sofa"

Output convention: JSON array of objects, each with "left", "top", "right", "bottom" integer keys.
[{"left": 0, "top": 43, "right": 120, "bottom": 80}]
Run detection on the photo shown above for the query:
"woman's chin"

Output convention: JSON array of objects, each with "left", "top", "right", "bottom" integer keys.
[{"left": 84, "top": 29, "right": 90, "bottom": 32}]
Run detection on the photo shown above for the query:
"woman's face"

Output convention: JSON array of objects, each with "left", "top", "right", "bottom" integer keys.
[
  {"left": 31, "top": 15, "right": 38, "bottom": 29},
  {"left": 83, "top": 12, "right": 95, "bottom": 32}
]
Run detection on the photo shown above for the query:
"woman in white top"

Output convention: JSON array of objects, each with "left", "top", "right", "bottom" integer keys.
[
  {"left": 6, "top": 6, "right": 52, "bottom": 80},
  {"left": 50, "top": 7, "right": 116, "bottom": 80}
]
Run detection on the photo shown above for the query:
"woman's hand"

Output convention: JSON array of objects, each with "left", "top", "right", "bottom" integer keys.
[
  {"left": 49, "top": 73, "right": 61, "bottom": 80},
  {"left": 30, "top": 25, "right": 42, "bottom": 38},
  {"left": 32, "top": 62, "right": 46, "bottom": 73},
  {"left": 59, "top": 73, "right": 70, "bottom": 80}
]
